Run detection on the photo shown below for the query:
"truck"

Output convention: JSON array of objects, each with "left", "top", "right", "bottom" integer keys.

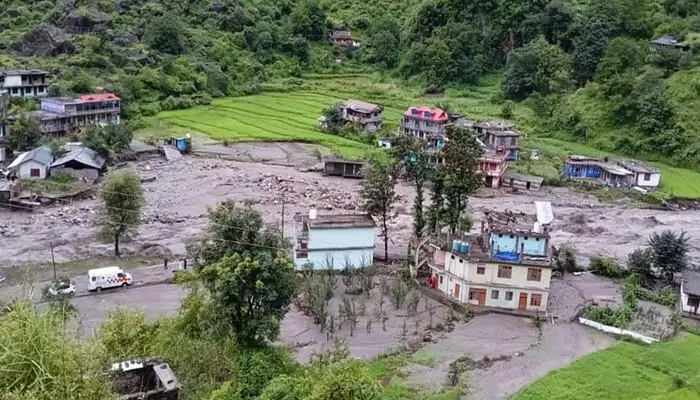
[{"left": 87, "top": 266, "right": 133, "bottom": 292}]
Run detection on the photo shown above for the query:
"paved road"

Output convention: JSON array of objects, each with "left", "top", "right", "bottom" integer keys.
[
  {"left": 73, "top": 283, "right": 186, "bottom": 334},
  {"left": 0, "top": 264, "right": 180, "bottom": 303}
]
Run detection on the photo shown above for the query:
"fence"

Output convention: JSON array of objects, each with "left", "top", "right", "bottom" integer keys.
[{"left": 578, "top": 317, "right": 658, "bottom": 344}]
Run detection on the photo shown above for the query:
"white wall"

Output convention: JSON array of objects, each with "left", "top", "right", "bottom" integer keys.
[
  {"left": 636, "top": 172, "right": 660, "bottom": 188},
  {"left": 4, "top": 75, "right": 21, "bottom": 87},
  {"left": 18, "top": 160, "right": 49, "bottom": 179}
]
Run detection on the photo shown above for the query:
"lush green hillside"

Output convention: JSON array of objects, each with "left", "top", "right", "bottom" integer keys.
[{"left": 514, "top": 334, "right": 700, "bottom": 400}]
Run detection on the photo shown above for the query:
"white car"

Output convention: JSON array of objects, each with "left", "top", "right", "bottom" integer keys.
[{"left": 48, "top": 280, "right": 76, "bottom": 296}]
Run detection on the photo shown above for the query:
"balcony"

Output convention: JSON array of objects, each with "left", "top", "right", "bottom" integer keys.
[{"left": 62, "top": 107, "right": 120, "bottom": 117}]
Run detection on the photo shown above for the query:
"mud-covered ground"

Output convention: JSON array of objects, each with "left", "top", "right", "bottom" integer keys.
[{"left": 2, "top": 142, "right": 699, "bottom": 272}]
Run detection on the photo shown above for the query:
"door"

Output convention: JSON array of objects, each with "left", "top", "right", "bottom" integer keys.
[
  {"left": 454, "top": 283, "right": 460, "bottom": 300},
  {"left": 477, "top": 290, "right": 486, "bottom": 306},
  {"left": 518, "top": 293, "right": 528, "bottom": 310}
]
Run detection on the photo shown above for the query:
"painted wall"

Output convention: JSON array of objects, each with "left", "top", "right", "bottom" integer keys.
[
  {"left": 18, "top": 160, "right": 49, "bottom": 179},
  {"left": 635, "top": 172, "right": 661, "bottom": 188},
  {"left": 464, "top": 285, "right": 549, "bottom": 311},
  {"left": 443, "top": 256, "right": 552, "bottom": 291},
  {"left": 296, "top": 248, "right": 374, "bottom": 270},
  {"left": 41, "top": 100, "right": 67, "bottom": 114},
  {"left": 51, "top": 167, "right": 99, "bottom": 182},
  {"left": 4, "top": 75, "right": 21, "bottom": 87},
  {"left": 681, "top": 281, "right": 699, "bottom": 314},
  {"left": 489, "top": 233, "right": 546, "bottom": 256},
  {"left": 294, "top": 226, "right": 376, "bottom": 269}
]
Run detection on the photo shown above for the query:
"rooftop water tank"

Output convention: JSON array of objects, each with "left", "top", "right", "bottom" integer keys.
[
  {"left": 309, "top": 209, "right": 317, "bottom": 220},
  {"left": 452, "top": 240, "right": 460, "bottom": 252},
  {"left": 460, "top": 241, "right": 469, "bottom": 254}
]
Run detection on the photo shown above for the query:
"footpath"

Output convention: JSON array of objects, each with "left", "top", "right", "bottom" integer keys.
[{"left": 0, "top": 263, "right": 183, "bottom": 303}]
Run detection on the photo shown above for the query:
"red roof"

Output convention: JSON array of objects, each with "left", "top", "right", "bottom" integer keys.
[
  {"left": 403, "top": 107, "right": 448, "bottom": 122},
  {"left": 78, "top": 93, "right": 120, "bottom": 102}
]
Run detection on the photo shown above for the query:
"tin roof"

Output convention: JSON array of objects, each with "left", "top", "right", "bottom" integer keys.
[
  {"left": 51, "top": 146, "right": 106, "bottom": 170},
  {"left": 403, "top": 107, "right": 448, "bottom": 122},
  {"left": 683, "top": 271, "right": 700, "bottom": 297},
  {"left": 344, "top": 99, "right": 381, "bottom": 113},
  {"left": 8, "top": 146, "right": 53, "bottom": 169},
  {"left": 616, "top": 160, "right": 660, "bottom": 174},
  {"left": 0, "top": 69, "right": 48, "bottom": 76}
]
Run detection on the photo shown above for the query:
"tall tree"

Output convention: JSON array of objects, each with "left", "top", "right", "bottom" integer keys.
[
  {"left": 290, "top": 0, "right": 326, "bottom": 40},
  {"left": 5, "top": 116, "right": 42, "bottom": 151},
  {"left": 503, "top": 36, "right": 572, "bottom": 100},
  {"left": 441, "top": 124, "right": 483, "bottom": 233},
  {"left": 628, "top": 248, "right": 653, "bottom": 287},
  {"left": 648, "top": 230, "right": 690, "bottom": 282},
  {"left": 360, "top": 156, "right": 399, "bottom": 261},
  {"left": 100, "top": 172, "right": 143, "bottom": 257},
  {"left": 428, "top": 166, "right": 446, "bottom": 235},
  {"left": 145, "top": 13, "right": 186, "bottom": 55},
  {"left": 199, "top": 252, "right": 297, "bottom": 346}
]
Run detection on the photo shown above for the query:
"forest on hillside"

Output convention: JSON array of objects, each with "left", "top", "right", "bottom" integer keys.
[{"left": 2, "top": 0, "right": 700, "bottom": 167}]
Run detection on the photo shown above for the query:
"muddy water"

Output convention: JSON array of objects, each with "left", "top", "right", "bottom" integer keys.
[{"left": 1, "top": 150, "right": 699, "bottom": 269}]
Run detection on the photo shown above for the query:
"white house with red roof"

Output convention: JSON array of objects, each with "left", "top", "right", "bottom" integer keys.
[
  {"left": 399, "top": 106, "right": 449, "bottom": 150},
  {"left": 29, "top": 92, "right": 120, "bottom": 135}
]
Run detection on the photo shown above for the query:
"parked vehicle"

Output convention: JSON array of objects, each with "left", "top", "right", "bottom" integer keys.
[
  {"left": 0, "top": 275, "right": 5, "bottom": 284},
  {"left": 47, "top": 279, "right": 76, "bottom": 296},
  {"left": 87, "top": 267, "right": 133, "bottom": 292}
]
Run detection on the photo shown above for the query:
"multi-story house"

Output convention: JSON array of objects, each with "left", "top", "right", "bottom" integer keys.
[
  {"left": 0, "top": 69, "right": 49, "bottom": 98},
  {"left": 29, "top": 92, "right": 121, "bottom": 135},
  {"left": 341, "top": 100, "right": 383, "bottom": 132},
  {"left": 425, "top": 203, "right": 554, "bottom": 313},
  {"left": 479, "top": 149, "right": 509, "bottom": 188},
  {"left": 483, "top": 129, "right": 520, "bottom": 161},
  {"left": 399, "top": 106, "right": 449, "bottom": 149},
  {"left": 293, "top": 210, "right": 376, "bottom": 270}
]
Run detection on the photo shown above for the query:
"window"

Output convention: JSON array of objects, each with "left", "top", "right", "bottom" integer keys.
[
  {"left": 644, "top": 173, "right": 651, "bottom": 181},
  {"left": 12, "top": 87, "right": 18, "bottom": 94},
  {"left": 497, "top": 265, "right": 512, "bottom": 279},
  {"left": 505, "top": 291, "right": 513, "bottom": 301},
  {"left": 530, "top": 294, "right": 542, "bottom": 307},
  {"left": 477, "top": 265, "right": 485, "bottom": 275},
  {"left": 468, "top": 290, "right": 475, "bottom": 300},
  {"left": 527, "top": 268, "right": 542, "bottom": 282},
  {"left": 491, "top": 290, "right": 499, "bottom": 300},
  {"left": 117, "top": 272, "right": 125, "bottom": 278},
  {"left": 30, "top": 168, "right": 40, "bottom": 177},
  {"left": 510, "top": 137, "right": 517, "bottom": 146},
  {"left": 91, "top": 277, "right": 96, "bottom": 282},
  {"left": 524, "top": 236, "right": 529, "bottom": 240},
  {"left": 439, "top": 275, "right": 443, "bottom": 284},
  {"left": 509, "top": 235, "right": 514, "bottom": 239}
]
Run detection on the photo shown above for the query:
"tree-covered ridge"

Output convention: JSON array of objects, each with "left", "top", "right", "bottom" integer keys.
[{"left": 3, "top": 0, "right": 700, "bottom": 167}]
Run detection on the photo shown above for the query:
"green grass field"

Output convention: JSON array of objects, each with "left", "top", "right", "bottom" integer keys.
[
  {"left": 513, "top": 334, "right": 700, "bottom": 400},
  {"left": 138, "top": 74, "right": 700, "bottom": 198}
]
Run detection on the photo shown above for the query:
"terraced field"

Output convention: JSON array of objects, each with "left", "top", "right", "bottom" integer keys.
[{"left": 142, "top": 91, "right": 405, "bottom": 159}]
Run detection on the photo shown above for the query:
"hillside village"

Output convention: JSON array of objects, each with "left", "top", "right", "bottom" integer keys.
[{"left": 3, "top": 1, "right": 700, "bottom": 399}]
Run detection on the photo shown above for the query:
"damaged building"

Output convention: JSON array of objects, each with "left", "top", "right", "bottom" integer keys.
[
  {"left": 110, "top": 359, "right": 180, "bottom": 400},
  {"left": 420, "top": 202, "right": 554, "bottom": 313}
]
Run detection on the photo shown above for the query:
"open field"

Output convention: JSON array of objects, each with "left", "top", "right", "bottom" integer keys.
[
  {"left": 513, "top": 334, "right": 700, "bottom": 400},
  {"left": 138, "top": 74, "right": 700, "bottom": 198}
]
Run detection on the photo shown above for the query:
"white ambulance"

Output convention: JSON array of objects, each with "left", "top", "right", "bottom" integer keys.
[{"left": 87, "top": 266, "right": 133, "bottom": 292}]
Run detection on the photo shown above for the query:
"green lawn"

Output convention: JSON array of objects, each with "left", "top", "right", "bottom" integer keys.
[{"left": 513, "top": 334, "right": 700, "bottom": 400}]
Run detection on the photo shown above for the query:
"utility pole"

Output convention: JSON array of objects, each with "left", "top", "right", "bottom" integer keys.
[
  {"left": 281, "top": 197, "right": 286, "bottom": 241},
  {"left": 50, "top": 241, "right": 57, "bottom": 281}
]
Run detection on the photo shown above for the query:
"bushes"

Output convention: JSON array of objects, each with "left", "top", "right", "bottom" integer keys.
[{"left": 590, "top": 256, "right": 628, "bottom": 278}]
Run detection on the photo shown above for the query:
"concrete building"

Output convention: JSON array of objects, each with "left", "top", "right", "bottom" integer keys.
[
  {"left": 50, "top": 146, "right": 106, "bottom": 181},
  {"left": 0, "top": 69, "right": 49, "bottom": 98},
  {"left": 682, "top": 272, "right": 700, "bottom": 318},
  {"left": 502, "top": 170, "right": 543, "bottom": 191},
  {"left": 616, "top": 160, "right": 661, "bottom": 190},
  {"left": 425, "top": 203, "right": 554, "bottom": 313},
  {"left": 323, "top": 157, "right": 365, "bottom": 179},
  {"left": 563, "top": 155, "right": 635, "bottom": 188},
  {"left": 111, "top": 359, "right": 180, "bottom": 400},
  {"left": 479, "top": 149, "right": 509, "bottom": 188},
  {"left": 7, "top": 146, "right": 53, "bottom": 179},
  {"left": 293, "top": 211, "right": 376, "bottom": 269},
  {"left": 30, "top": 92, "right": 120, "bottom": 135},
  {"left": 341, "top": 100, "right": 383, "bottom": 132},
  {"left": 399, "top": 106, "right": 449, "bottom": 150},
  {"left": 483, "top": 129, "right": 520, "bottom": 161}
]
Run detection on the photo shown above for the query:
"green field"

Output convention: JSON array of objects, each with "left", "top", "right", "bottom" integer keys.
[
  {"left": 513, "top": 335, "right": 700, "bottom": 400},
  {"left": 138, "top": 75, "right": 700, "bottom": 198}
]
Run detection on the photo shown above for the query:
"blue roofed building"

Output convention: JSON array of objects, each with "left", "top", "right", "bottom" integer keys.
[{"left": 293, "top": 211, "right": 376, "bottom": 270}]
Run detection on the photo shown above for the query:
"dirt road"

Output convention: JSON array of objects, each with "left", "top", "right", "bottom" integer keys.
[{"left": 2, "top": 143, "right": 700, "bottom": 271}]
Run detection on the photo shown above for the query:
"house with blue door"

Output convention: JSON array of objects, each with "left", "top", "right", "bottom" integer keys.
[
  {"left": 293, "top": 211, "right": 376, "bottom": 269},
  {"left": 563, "top": 155, "right": 634, "bottom": 188}
]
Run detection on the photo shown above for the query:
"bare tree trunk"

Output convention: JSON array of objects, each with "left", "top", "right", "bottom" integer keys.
[
  {"left": 114, "top": 233, "right": 120, "bottom": 257},
  {"left": 383, "top": 211, "right": 389, "bottom": 262}
]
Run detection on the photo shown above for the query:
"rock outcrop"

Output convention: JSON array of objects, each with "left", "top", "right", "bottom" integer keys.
[{"left": 11, "top": 24, "right": 75, "bottom": 57}]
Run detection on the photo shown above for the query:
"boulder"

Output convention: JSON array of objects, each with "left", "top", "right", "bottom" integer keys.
[
  {"left": 11, "top": 24, "right": 75, "bottom": 57},
  {"left": 65, "top": 9, "right": 111, "bottom": 33}
]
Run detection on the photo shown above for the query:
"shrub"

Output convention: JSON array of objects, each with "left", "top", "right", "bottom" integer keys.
[
  {"left": 590, "top": 256, "right": 627, "bottom": 278},
  {"left": 51, "top": 171, "right": 74, "bottom": 184}
]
